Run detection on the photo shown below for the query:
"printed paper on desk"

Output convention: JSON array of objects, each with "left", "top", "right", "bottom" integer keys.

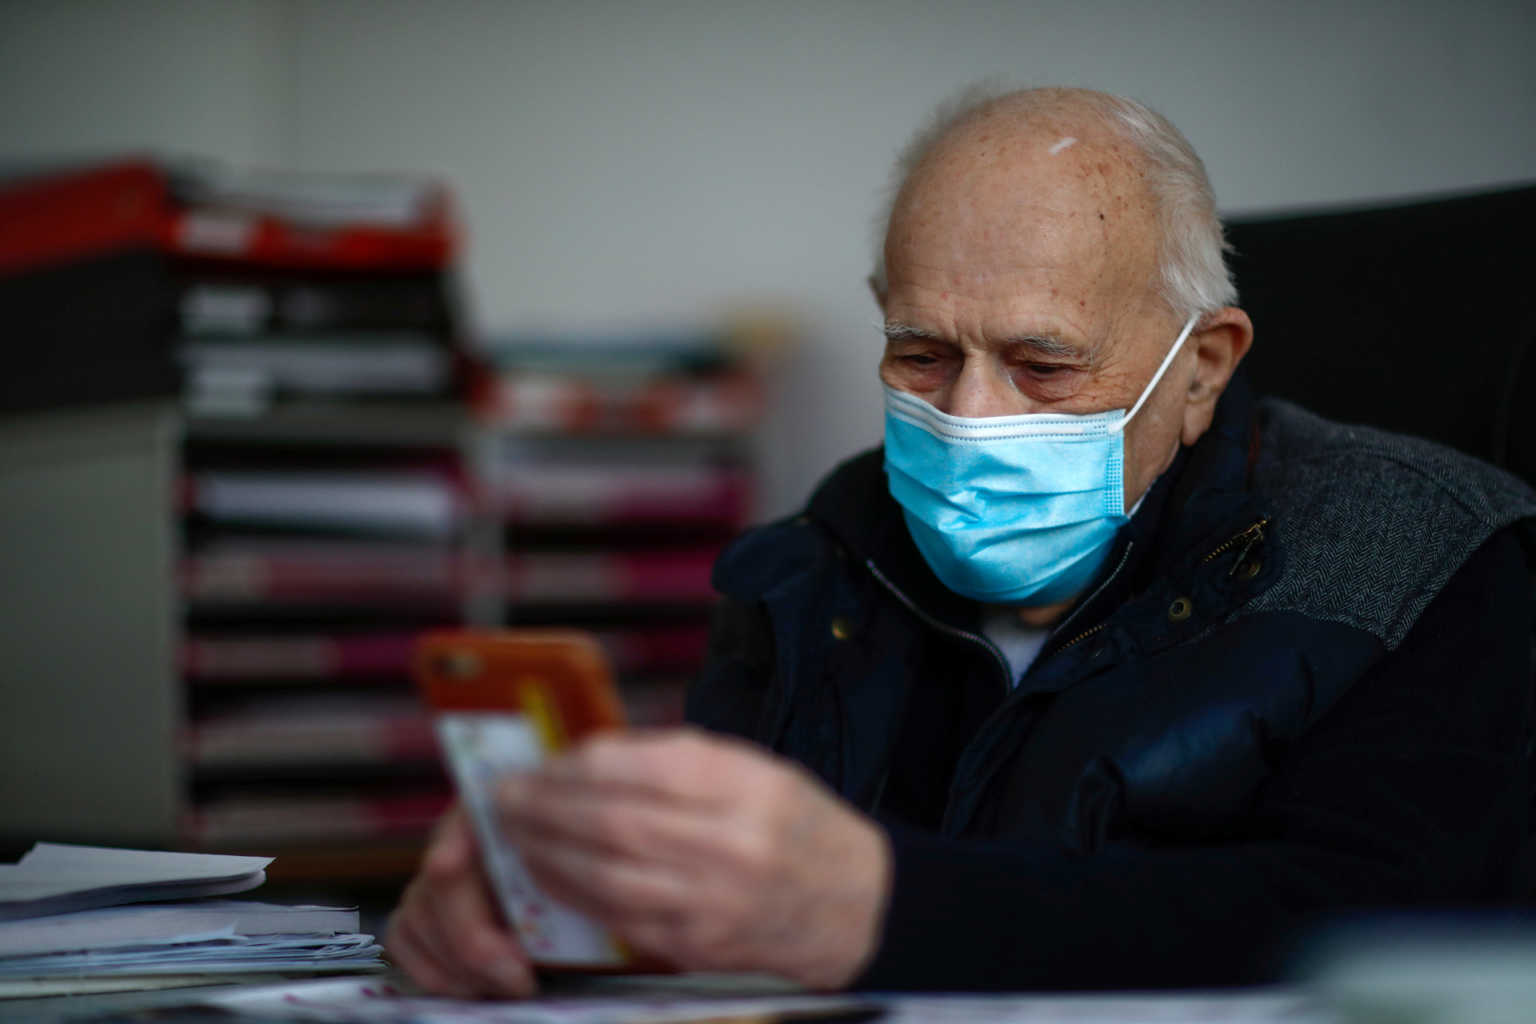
[{"left": 436, "top": 712, "right": 626, "bottom": 968}]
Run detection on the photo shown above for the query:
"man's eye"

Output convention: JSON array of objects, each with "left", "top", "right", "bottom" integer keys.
[
  {"left": 900, "top": 354, "right": 941, "bottom": 367},
  {"left": 1025, "top": 363, "right": 1067, "bottom": 377}
]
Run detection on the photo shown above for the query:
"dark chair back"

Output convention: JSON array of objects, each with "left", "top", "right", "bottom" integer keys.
[
  {"left": 1228, "top": 185, "right": 1536, "bottom": 897},
  {"left": 1226, "top": 184, "right": 1536, "bottom": 490}
]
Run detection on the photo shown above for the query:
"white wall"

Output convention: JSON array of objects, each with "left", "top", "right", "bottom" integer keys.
[
  {"left": 0, "top": 0, "right": 291, "bottom": 168},
  {"left": 4, "top": 0, "right": 1534, "bottom": 516}
]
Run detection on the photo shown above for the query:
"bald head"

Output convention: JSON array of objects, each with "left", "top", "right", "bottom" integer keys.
[
  {"left": 873, "top": 87, "right": 1235, "bottom": 321},
  {"left": 885, "top": 93, "right": 1164, "bottom": 354}
]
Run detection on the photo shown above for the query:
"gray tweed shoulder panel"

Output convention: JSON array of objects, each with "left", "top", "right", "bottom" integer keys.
[{"left": 1242, "top": 398, "right": 1536, "bottom": 650}]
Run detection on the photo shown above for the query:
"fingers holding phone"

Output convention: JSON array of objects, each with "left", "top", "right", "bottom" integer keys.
[
  {"left": 495, "top": 729, "right": 890, "bottom": 989},
  {"left": 385, "top": 805, "right": 537, "bottom": 998}
]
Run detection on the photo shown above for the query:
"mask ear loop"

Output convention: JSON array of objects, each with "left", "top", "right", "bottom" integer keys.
[{"left": 1109, "top": 312, "right": 1202, "bottom": 434}]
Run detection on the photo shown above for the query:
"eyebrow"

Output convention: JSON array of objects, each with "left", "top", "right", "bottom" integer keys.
[
  {"left": 881, "top": 320, "right": 941, "bottom": 342},
  {"left": 881, "top": 320, "right": 1088, "bottom": 360}
]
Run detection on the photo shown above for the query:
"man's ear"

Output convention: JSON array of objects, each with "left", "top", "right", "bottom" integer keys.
[{"left": 1181, "top": 307, "right": 1254, "bottom": 446}]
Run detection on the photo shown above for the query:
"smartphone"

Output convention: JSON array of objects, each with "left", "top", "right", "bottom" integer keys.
[{"left": 413, "top": 628, "right": 632, "bottom": 969}]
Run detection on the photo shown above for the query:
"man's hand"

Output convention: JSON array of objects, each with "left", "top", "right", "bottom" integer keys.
[
  {"left": 385, "top": 805, "right": 537, "bottom": 998},
  {"left": 497, "top": 728, "right": 892, "bottom": 990}
]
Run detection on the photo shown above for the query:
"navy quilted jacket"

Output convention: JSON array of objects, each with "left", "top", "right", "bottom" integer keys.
[{"left": 687, "top": 374, "right": 1536, "bottom": 989}]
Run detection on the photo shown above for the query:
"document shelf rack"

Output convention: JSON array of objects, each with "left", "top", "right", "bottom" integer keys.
[
  {"left": 1, "top": 367, "right": 768, "bottom": 893},
  {"left": 0, "top": 159, "right": 777, "bottom": 892}
]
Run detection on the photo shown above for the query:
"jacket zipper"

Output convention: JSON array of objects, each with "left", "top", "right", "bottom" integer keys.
[
  {"left": 932, "top": 542, "right": 1138, "bottom": 835},
  {"left": 864, "top": 560, "right": 1013, "bottom": 696},
  {"left": 1051, "top": 520, "right": 1266, "bottom": 655},
  {"left": 863, "top": 545, "right": 1138, "bottom": 831},
  {"left": 1054, "top": 620, "right": 1109, "bottom": 653},
  {"left": 1038, "top": 542, "right": 1134, "bottom": 659},
  {"left": 1201, "top": 517, "right": 1269, "bottom": 572},
  {"left": 862, "top": 560, "right": 1014, "bottom": 818}
]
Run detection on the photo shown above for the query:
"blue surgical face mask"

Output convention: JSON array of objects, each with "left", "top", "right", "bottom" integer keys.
[{"left": 883, "top": 313, "right": 1199, "bottom": 606}]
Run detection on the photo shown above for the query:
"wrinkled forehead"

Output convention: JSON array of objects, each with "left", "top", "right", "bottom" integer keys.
[{"left": 885, "top": 115, "right": 1162, "bottom": 309}]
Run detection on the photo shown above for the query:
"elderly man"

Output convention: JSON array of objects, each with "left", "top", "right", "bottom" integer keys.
[{"left": 387, "top": 87, "right": 1536, "bottom": 995}]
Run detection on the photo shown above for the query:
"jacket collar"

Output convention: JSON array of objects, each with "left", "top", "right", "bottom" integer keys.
[
  {"left": 806, "top": 368, "right": 1264, "bottom": 633},
  {"left": 1141, "top": 365, "right": 1264, "bottom": 581}
]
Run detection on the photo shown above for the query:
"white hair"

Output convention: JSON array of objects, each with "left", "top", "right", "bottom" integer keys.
[{"left": 871, "top": 85, "right": 1238, "bottom": 320}]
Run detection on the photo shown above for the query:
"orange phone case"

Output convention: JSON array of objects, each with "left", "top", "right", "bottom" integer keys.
[
  {"left": 414, "top": 628, "right": 670, "bottom": 973},
  {"left": 414, "top": 628, "right": 627, "bottom": 744}
]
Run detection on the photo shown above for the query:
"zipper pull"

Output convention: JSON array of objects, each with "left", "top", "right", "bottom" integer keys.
[{"left": 1226, "top": 523, "right": 1265, "bottom": 577}]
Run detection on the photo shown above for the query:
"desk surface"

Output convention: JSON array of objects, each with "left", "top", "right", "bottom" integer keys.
[{"left": 0, "top": 973, "right": 1327, "bottom": 1023}]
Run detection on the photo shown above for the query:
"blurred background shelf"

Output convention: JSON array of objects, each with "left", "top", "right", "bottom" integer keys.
[{"left": 0, "top": 158, "right": 781, "bottom": 904}]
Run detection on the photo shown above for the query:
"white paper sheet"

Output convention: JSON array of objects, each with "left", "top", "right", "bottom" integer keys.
[{"left": 0, "top": 843, "right": 271, "bottom": 921}]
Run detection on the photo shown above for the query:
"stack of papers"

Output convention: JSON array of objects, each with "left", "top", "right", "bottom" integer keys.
[
  {"left": 0, "top": 843, "right": 384, "bottom": 997},
  {"left": 0, "top": 899, "right": 358, "bottom": 958}
]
